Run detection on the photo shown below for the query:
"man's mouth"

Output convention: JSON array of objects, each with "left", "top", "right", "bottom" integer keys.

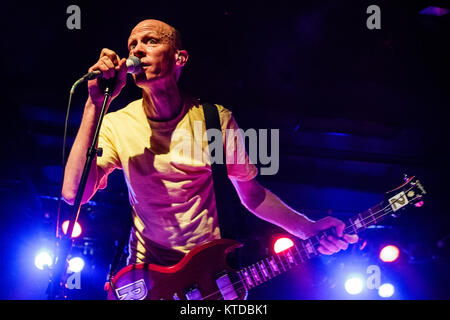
[{"left": 136, "top": 63, "right": 150, "bottom": 74}]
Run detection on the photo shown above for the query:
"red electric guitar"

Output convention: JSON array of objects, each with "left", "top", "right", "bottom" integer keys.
[{"left": 105, "top": 176, "right": 426, "bottom": 300}]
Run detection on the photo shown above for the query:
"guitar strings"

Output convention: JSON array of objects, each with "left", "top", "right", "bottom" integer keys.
[{"left": 199, "top": 185, "right": 418, "bottom": 300}]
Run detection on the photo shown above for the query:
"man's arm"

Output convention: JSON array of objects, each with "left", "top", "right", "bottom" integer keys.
[
  {"left": 62, "top": 48, "right": 128, "bottom": 204},
  {"left": 231, "top": 178, "right": 358, "bottom": 255},
  {"left": 62, "top": 98, "right": 110, "bottom": 204}
]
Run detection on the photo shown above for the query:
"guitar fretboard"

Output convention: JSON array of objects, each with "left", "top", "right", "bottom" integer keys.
[{"left": 237, "top": 202, "right": 390, "bottom": 290}]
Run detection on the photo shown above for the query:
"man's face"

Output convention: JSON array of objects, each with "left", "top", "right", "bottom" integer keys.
[{"left": 127, "top": 20, "right": 179, "bottom": 86}]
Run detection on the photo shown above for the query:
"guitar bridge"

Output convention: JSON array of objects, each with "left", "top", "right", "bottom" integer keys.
[{"left": 185, "top": 285, "right": 203, "bottom": 300}]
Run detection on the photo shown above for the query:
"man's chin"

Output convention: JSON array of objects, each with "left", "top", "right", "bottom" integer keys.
[
  {"left": 133, "top": 73, "right": 157, "bottom": 87},
  {"left": 133, "top": 71, "right": 177, "bottom": 88}
]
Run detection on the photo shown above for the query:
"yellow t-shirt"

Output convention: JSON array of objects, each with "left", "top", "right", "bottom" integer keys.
[{"left": 97, "top": 97, "right": 258, "bottom": 265}]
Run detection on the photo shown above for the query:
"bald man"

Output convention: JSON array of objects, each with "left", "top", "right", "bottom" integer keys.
[{"left": 62, "top": 19, "right": 358, "bottom": 266}]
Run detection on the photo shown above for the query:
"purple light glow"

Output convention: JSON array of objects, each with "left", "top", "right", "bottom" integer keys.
[{"left": 419, "top": 6, "right": 449, "bottom": 16}]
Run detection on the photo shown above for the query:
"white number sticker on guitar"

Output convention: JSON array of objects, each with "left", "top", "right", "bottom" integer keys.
[
  {"left": 115, "top": 279, "right": 148, "bottom": 300},
  {"left": 389, "top": 191, "right": 409, "bottom": 212}
]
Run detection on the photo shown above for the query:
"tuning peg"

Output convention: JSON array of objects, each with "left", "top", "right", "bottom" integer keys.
[{"left": 403, "top": 173, "right": 409, "bottom": 182}]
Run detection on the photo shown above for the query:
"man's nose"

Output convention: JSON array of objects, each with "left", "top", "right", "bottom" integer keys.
[{"left": 130, "top": 42, "right": 146, "bottom": 58}]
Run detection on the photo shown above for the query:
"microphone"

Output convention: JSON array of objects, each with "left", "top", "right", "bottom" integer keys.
[{"left": 83, "top": 56, "right": 142, "bottom": 80}]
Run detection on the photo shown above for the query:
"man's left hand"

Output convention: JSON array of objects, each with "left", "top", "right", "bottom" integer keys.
[{"left": 310, "top": 216, "right": 359, "bottom": 255}]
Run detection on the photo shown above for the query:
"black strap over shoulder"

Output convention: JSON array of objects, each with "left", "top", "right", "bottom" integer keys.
[{"left": 202, "top": 102, "right": 235, "bottom": 240}]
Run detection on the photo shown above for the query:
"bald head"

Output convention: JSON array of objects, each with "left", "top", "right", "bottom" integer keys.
[
  {"left": 129, "top": 19, "right": 182, "bottom": 51},
  {"left": 127, "top": 19, "right": 189, "bottom": 85}
]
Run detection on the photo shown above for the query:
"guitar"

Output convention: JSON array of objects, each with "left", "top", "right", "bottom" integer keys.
[{"left": 105, "top": 175, "right": 426, "bottom": 300}]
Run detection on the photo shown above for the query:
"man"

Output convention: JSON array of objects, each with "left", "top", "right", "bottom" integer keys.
[{"left": 62, "top": 19, "right": 358, "bottom": 267}]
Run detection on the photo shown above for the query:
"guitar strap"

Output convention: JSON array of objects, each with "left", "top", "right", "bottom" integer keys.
[
  {"left": 107, "top": 213, "right": 133, "bottom": 285},
  {"left": 202, "top": 102, "right": 237, "bottom": 240}
]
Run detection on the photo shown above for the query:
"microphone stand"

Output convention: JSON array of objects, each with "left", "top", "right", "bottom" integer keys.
[{"left": 47, "top": 78, "right": 114, "bottom": 300}]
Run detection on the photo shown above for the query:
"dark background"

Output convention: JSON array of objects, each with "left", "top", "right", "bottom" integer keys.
[{"left": 1, "top": 0, "right": 449, "bottom": 299}]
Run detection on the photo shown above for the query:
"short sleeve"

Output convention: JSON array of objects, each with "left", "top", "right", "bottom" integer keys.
[
  {"left": 96, "top": 116, "right": 121, "bottom": 189},
  {"left": 218, "top": 106, "right": 258, "bottom": 181}
]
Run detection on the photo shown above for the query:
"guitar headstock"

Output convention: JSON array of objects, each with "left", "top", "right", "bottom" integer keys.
[{"left": 385, "top": 174, "right": 427, "bottom": 216}]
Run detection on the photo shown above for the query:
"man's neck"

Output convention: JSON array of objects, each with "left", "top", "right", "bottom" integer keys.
[{"left": 141, "top": 80, "right": 182, "bottom": 122}]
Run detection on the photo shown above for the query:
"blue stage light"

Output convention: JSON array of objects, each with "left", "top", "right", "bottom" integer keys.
[
  {"left": 34, "top": 251, "right": 53, "bottom": 270},
  {"left": 344, "top": 275, "right": 364, "bottom": 295},
  {"left": 68, "top": 257, "right": 85, "bottom": 273},
  {"left": 378, "top": 283, "right": 395, "bottom": 298}
]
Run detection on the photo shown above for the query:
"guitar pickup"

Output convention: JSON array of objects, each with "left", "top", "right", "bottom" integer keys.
[{"left": 216, "top": 273, "right": 238, "bottom": 300}]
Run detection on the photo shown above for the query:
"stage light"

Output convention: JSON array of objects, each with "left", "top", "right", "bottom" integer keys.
[
  {"left": 378, "top": 283, "right": 395, "bottom": 298},
  {"left": 34, "top": 251, "right": 53, "bottom": 270},
  {"left": 379, "top": 245, "right": 400, "bottom": 262},
  {"left": 344, "top": 276, "right": 364, "bottom": 295},
  {"left": 419, "top": 6, "right": 449, "bottom": 16},
  {"left": 61, "top": 220, "right": 82, "bottom": 238},
  {"left": 68, "top": 257, "right": 85, "bottom": 273},
  {"left": 273, "top": 236, "right": 294, "bottom": 254}
]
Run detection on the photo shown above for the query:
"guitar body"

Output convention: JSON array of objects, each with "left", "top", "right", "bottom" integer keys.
[{"left": 106, "top": 239, "right": 248, "bottom": 300}]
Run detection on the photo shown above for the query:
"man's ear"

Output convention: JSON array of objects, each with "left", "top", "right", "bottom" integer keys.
[{"left": 176, "top": 50, "right": 189, "bottom": 66}]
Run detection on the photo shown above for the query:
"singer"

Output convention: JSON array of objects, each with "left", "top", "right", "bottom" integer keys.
[{"left": 62, "top": 19, "right": 357, "bottom": 269}]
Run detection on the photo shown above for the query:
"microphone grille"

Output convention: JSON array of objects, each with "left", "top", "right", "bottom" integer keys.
[{"left": 126, "top": 56, "right": 142, "bottom": 74}]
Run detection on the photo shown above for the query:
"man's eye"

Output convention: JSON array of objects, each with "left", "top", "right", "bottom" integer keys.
[{"left": 146, "top": 38, "right": 157, "bottom": 44}]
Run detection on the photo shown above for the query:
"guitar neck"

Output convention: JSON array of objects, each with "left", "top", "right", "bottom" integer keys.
[{"left": 236, "top": 201, "right": 393, "bottom": 291}]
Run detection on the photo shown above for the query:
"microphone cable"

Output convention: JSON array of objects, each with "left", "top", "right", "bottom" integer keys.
[{"left": 55, "top": 75, "right": 87, "bottom": 239}]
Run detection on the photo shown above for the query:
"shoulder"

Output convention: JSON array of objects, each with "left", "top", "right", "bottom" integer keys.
[
  {"left": 182, "top": 96, "right": 232, "bottom": 120},
  {"left": 215, "top": 104, "right": 232, "bottom": 117},
  {"left": 195, "top": 99, "right": 234, "bottom": 121},
  {"left": 103, "top": 99, "right": 143, "bottom": 124},
  {"left": 194, "top": 100, "right": 237, "bottom": 131}
]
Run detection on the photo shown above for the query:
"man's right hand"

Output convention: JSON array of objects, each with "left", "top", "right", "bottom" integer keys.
[{"left": 87, "top": 48, "right": 128, "bottom": 108}]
